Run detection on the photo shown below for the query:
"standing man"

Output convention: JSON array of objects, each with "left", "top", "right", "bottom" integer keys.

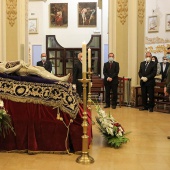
[
  {"left": 138, "top": 52, "right": 157, "bottom": 112},
  {"left": 72, "top": 52, "right": 83, "bottom": 97},
  {"left": 160, "top": 56, "right": 169, "bottom": 82},
  {"left": 103, "top": 52, "right": 119, "bottom": 109},
  {"left": 37, "top": 53, "right": 52, "bottom": 72},
  {"left": 164, "top": 47, "right": 170, "bottom": 139}
]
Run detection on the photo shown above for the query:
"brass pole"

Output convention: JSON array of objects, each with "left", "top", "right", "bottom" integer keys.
[{"left": 76, "top": 72, "right": 94, "bottom": 164}]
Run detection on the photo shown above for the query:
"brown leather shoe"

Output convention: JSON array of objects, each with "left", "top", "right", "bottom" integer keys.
[{"left": 167, "top": 136, "right": 170, "bottom": 139}]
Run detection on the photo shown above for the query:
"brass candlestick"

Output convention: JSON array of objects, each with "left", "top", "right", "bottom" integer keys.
[
  {"left": 76, "top": 72, "right": 94, "bottom": 164},
  {"left": 87, "top": 68, "right": 93, "bottom": 110}
]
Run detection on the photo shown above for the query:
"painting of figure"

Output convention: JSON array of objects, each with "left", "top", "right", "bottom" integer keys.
[
  {"left": 78, "top": 2, "right": 97, "bottom": 27},
  {"left": 50, "top": 3, "right": 68, "bottom": 27}
]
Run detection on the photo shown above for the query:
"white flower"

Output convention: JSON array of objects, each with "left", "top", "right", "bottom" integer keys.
[
  {"left": 119, "top": 127, "right": 124, "bottom": 132},
  {"left": 106, "top": 127, "right": 114, "bottom": 135},
  {"left": 118, "top": 131, "right": 123, "bottom": 136}
]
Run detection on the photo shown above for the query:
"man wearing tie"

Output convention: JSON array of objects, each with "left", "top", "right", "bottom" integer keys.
[
  {"left": 103, "top": 53, "right": 119, "bottom": 109},
  {"left": 160, "top": 56, "right": 169, "bottom": 82},
  {"left": 138, "top": 52, "right": 157, "bottom": 112},
  {"left": 37, "top": 53, "right": 52, "bottom": 72}
]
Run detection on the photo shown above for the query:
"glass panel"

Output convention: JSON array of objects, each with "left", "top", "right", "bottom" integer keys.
[
  {"left": 88, "top": 36, "right": 99, "bottom": 48},
  {"left": 56, "top": 59, "right": 63, "bottom": 75},
  {"left": 66, "top": 68, "right": 72, "bottom": 74},
  {"left": 48, "top": 37, "right": 61, "bottom": 48},
  {"left": 92, "top": 51, "right": 99, "bottom": 75},
  {"left": 50, "top": 59, "right": 55, "bottom": 74},
  {"left": 57, "top": 51, "right": 61, "bottom": 57},
  {"left": 49, "top": 51, "right": 55, "bottom": 59}
]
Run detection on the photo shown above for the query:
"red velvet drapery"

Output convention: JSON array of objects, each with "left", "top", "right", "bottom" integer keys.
[{"left": 0, "top": 100, "right": 92, "bottom": 153}]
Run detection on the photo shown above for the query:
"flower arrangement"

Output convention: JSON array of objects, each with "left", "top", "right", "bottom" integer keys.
[
  {"left": 94, "top": 103, "right": 130, "bottom": 148},
  {"left": 0, "top": 106, "right": 16, "bottom": 138}
]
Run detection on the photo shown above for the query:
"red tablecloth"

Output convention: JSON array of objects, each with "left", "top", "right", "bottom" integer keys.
[{"left": 0, "top": 99, "right": 92, "bottom": 153}]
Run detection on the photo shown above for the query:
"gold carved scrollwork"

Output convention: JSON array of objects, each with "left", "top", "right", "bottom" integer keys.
[
  {"left": 117, "top": 0, "right": 128, "bottom": 25},
  {"left": 138, "top": 0, "right": 145, "bottom": 24},
  {"left": 6, "top": 0, "right": 17, "bottom": 27},
  {"left": 145, "top": 37, "right": 170, "bottom": 44},
  {"left": 145, "top": 45, "right": 170, "bottom": 54},
  {"left": 145, "top": 37, "right": 170, "bottom": 54}
]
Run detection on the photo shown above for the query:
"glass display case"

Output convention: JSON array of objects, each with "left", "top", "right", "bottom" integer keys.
[{"left": 46, "top": 35, "right": 101, "bottom": 77}]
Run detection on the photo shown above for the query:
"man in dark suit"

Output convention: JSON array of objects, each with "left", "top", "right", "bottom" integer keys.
[
  {"left": 138, "top": 52, "right": 157, "bottom": 112},
  {"left": 103, "top": 52, "right": 119, "bottom": 109},
  {"left": 160, "top": 56, "right": 169, "bottom": 82},
  {"left": 72, "top": 52, "right": 83, "bottom": 97},
  {"left": 37, "top": 53, "right": 52, "bottom": 72},
  {"left": 163, "top": 47, "right": 170, "bottom": 139}
]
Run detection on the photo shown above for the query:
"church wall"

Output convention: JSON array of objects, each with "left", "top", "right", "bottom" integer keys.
[
  {"left": 28, "top": 0, "right": 102, "bottom": 54},
  {"left": 145, "top": 0, "right": 170, "bottom": 61}
]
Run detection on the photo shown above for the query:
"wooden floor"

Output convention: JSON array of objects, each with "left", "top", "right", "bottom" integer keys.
[{"left": 0, "top": 104, "right": 170, "bottom": 170}]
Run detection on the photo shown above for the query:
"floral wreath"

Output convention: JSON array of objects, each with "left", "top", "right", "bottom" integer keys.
[{"left": 94, "top": 102, "right": 130, "bottom": 148}]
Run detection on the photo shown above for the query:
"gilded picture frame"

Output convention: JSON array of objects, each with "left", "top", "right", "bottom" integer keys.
[
  {"left": 50, "top": 3, "right": 68, "bottom": 27},
  {"left": 28, "top": 18, "right": 38, "bottom": 34},
  {"left": 148, "top": 15, "right": 158, "bottom": 33},
  {"left": 78, "top": 2, "right": 97, "bottom": 27},
  {"left": 165, "top": 14, "right": 170, "bottom": 31}
]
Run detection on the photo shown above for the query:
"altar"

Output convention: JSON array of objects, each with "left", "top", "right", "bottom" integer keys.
[{"left": 0, "top": 73, "right": 92, "bottom": 153}]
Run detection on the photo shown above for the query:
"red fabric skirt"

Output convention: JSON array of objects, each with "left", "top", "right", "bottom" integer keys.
[{"left": 0, "top": 99, "right": 92, "bottom": 153}]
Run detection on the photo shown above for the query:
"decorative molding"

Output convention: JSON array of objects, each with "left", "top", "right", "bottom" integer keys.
[
  {"left": 145, "top": 45, "right": 170, "bottom": 54},
  {"left": 6, "top": 0, "right": 17, "bottom": 27},
  {"left": 138, "top": 0, "right": 145, "bottom": 24},
  {"left": 117, "top": 0, "right": 128, "bottom": 25},
  {"left": 26, "top": 0, "right": 28, "bottom": 21},
  {"left": 145, "top": 36, "right": 170, "bottom": 44}
]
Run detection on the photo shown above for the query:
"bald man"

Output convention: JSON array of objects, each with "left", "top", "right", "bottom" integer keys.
[{"left": 37, "top": 53, "right": 52, "bottom": 72}]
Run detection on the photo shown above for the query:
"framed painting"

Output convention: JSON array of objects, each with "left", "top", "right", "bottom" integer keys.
[
  {"left": 28, "top": 18, "right": 38, "bottom": 34},
  {"left": 50, "top": 3, "right": 68, "bottom": 27},
  {"left": 78, "top": 2, "right": 97, "bottom": 27},
  {"left": 165, "top": 14, "right": 170, "bottom": 31},
  {"left": 148, "top": 15, "right": 158, "bottom": 33}
]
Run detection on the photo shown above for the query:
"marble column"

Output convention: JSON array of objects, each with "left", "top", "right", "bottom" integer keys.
[{"left": 108, "top": 0, "right": 145, "bottom": 86}]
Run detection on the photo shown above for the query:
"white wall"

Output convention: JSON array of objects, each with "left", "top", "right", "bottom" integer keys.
[
  {"left": 145, "top": 0, "right": 170, "bottom": 61},
  {"left": 29, "top": 0, "right": 102, "bottom": 52},
  {"left": 29, "top": 0, "right": 170, "bottom": 67}
]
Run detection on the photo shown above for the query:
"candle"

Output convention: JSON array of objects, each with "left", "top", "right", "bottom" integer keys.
[
  {"left": 82, "top": 41, "right": 86, "bottom": 73},
  {"left": 88, "top": 48, "right": 91, "bottom": 68}
]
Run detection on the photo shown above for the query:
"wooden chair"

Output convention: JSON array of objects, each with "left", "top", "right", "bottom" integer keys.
[
  {"left": 154, "top": 82, "right": 170, "bottom": 112},
  {"left": 117, "top": 77, "right": 125, "bottom": 107},
  {"left": 91, "top": 77, "right": 105, "bottom": 102}
]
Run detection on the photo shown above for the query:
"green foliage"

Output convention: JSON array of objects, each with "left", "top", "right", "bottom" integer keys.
[
  {"left": 103, "top": 133, "right": 129, "bottom": 148},
  {"left": 0, "top": 109, "right": 16, "bottom": 138}
]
